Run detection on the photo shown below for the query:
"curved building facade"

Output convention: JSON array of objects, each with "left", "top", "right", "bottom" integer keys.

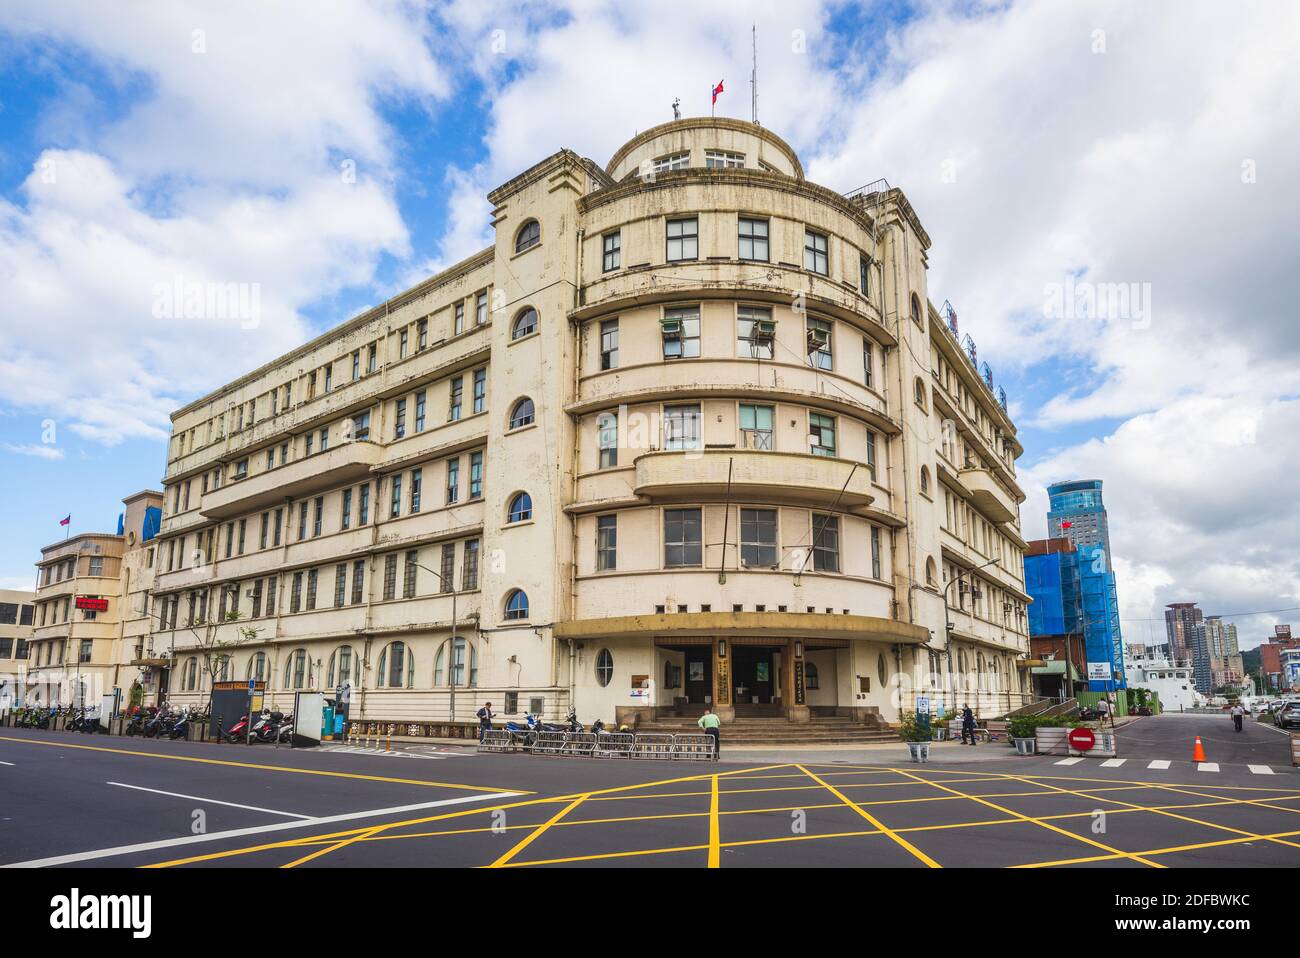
[{"left": 146, "top": 117, "right": 1030, "bottom": 730}]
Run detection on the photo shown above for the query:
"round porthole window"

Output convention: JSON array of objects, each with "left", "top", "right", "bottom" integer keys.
[
  {"left": 595, "top": 648, "right": 614, "bottom": 687},
  {"left": 877, "top": 653, "right": 888, "bottom": 686}
]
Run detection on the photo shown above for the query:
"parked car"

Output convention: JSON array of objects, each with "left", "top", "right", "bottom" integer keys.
[{"left": 1275, "top": 702, "right": 1300, "bottom": 729}]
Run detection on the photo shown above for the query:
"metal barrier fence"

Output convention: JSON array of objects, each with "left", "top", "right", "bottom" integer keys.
[{"left": 477, "top": 729, "right": 718, "bottom": 760}]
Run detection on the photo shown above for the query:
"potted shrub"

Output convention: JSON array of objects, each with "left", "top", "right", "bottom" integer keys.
[
  {"left": 931, "top": 712, "right": 947, "bottom": 741},
  {"left": 899, "top": 712, "right": 932, "bottom": 762},
  {"left": 1034, "top": 715, "right": 1070, "bottom": 755},
  {"left": 1008, "top": 715, "right": 1040, "bottom": 755}
]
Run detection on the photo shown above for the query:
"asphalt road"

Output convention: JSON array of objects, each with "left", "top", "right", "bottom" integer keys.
[
  {"left": 1112, "top": 711, "right": 1293, "bottom": 769},
  {"left": 2, "top": 723, "right": 1299, "bottom": 868}
]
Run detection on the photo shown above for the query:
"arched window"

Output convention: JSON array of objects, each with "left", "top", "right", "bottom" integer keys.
[
  {"left": 504, "top": 589, "right": 529, "bottom": 621},
  {"left": 805, "top": 661, "right": 820, "bottom": 690},
  {"left": 914, "top": 377, "right": 927, "bottom": 409},
  {"left": 507, "top": 492, "right": 533, "bottom": 523},
  {"left": 217, "top": 654, "right": 231, "bottom": 681},
  {"left": 925, "top": 557, "right": 937, "bottom": 587},
  {"left": 284, "top": 649, "right": 308, "bottom": 690},
  {"left": 376, "top": 641, "right": 414, "bottom": 689},
  {"left": 327, "top": 645, "right": 355, "bottom": 688},
  {"left": 512, "top": 307, "right": 538, "bottom": 340},
  {"left": 920, "top": 465, "right": 930, "bottom": 495},
  {"left": 509, "top": 397, "right": 535, "bottom": 429},
  {"left": 434, "top": 636, "right": 478, "bottom": 687},
  {"left": 184, "top": 657, "right": 198, "bottom": 691},
  {"left": 247, "top": 651, "right": 267, "bottom": 682},
  {"left": 515, "top": 219, "right": 540, "bottom": 253},
  {"left": 976, "top": 652, "right": 985, "bottom": 691},
  {"left": 910, "top": 293, "right": 922, "bottom": 325},
  {"left": 595, "top": 648, "right": 614, "bottom": 687}
]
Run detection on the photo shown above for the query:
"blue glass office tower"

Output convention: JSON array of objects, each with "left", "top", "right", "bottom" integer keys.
[{"left": 1046, "top": 480, "right": 1126, "bottom": 691}]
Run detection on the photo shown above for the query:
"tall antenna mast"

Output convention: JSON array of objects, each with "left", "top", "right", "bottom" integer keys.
[{"left": 750, "top": 24, "right": 759, "bottom": 125}]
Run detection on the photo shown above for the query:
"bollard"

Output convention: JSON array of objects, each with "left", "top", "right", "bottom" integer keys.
[
  {"left": 386, "top": 725, "right": 394, "bottom": 752},
  {"left": 216, "top": 715, "right": 223, "bottom": 744}
]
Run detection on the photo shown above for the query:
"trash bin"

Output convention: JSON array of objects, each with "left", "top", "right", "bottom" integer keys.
[{"left": 321, "top": 706, "right": 335, "bottom": 741}]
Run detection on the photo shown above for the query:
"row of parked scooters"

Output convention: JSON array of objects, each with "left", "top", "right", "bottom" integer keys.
[
  {"left": 501, "top": 707, "right": 625, "bottom": 743},
  {"left": 223, "top": 708, "right": 295, "bottom": 744},
  {"left": 14, "top": 705, "right": 109, "bottom": 734},
  {"left": 123, "top": 703, "right": 207, "bottom": 740}
]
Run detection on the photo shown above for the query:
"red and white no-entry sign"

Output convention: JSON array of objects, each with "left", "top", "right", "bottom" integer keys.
[{"left": 1068, "top": 727, "right": 1096, "bottom": 751}]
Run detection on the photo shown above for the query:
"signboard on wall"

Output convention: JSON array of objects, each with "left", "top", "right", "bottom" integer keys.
[
  {"left": 1086, "top": 662, "right": 1112, "bottom": 682},
  {"left": 75, "top": 596, "right": 108, "bottom": 612}
]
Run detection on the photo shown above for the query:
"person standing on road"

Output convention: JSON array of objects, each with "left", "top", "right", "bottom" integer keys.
[
  {"left": 961, "top": 705, "right": 976, "bottom": 746},
  {"left": 698, "top": 707, "right": 721, "bottom": 760},
  {"left": 1231, "top": 702, "right": 1244, "bottom": 732},
  {"left": 476, "top": 701, "right": 494, "bottom": 743}
]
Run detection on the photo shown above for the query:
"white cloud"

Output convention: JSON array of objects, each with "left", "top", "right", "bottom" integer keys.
[
  {"left": 0, "top": 0, "right": 449, "bottom": 444},
  {"left": 3, "top": 442, "right": 64, "bottom": 460}
]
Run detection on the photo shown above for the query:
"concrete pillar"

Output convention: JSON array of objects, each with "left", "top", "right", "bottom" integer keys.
[{"left": 785, "top": 638, "right": 810, "bottom": 723}]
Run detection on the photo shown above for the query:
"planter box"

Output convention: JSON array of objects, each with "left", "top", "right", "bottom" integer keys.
[
  {"left": 1035, "top": 726, "right": 1069, "bottom": 756},
  {"left": 1013, "top": 737, "right": 1037, "bottom": 756},
  {"left": 906, "top": 741, "right": 931, "bottom": 763}
]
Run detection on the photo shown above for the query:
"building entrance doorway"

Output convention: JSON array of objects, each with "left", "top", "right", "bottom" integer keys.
[
  {"left": 683, "top": 647, "right": 711, "bottom": 704},
  {"left": 732, "top": 645, "right": 780, "bottom": 706}
]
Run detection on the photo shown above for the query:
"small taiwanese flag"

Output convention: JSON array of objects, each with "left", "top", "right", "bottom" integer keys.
[
  {"left": 712, "top": 79, "right": 724, "bottom": 104},
  {"left": 59, "top": 514, "right": 71, "bottom": 527},
  {"left": 1060, "top": 521, "right": 1073, "bottom": 529}
]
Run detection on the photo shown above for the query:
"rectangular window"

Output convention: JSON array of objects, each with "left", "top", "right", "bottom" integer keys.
[
  {"left": 367, "top": 343, "right": 377, "bottom": 373},
  {"left": 870, "top": 525, "right": 882, "bottom": 579},
  {"left": 598, "top": 413, "right": 619, "bottom": 468},
  {"left": 280, "top": 442, "right": 289, "bottom": 464},
  {"left": 812, "top": 514, "right": 840, "bottom": 572},
  {"left": 319, "top": 426, "right": 330, "bottom": 451},
  {"left": 664, "top": 508, "right": 702, "bottom": 567},
  {"left": 306, "top": 569, "right": 318, "bottom": 610},
  {"left": 351, "top": 560, "right": 365, "bottom": 604},
  {"left": 290, "top": 572, "right": 303, "bottom": 613},
  {"left": 394, "top": 398, "right": 406, "bottom": 439},
  {"left": 403, "top": 550, "right": 418, "bottom": 598},
  {"left": 351, "top": 350, "right": 360, "bottom": 381},
  {"left": 266, "top": 449, "right": 274, "bottom": 471},
  {"left": 390, "top": 475, "right": 402, "bottom": 519},
  {"left": 273, "top": 508, "right": 283, "bottom": 547},
  {"left": 602, "top": 231, "right": 621, "bottom": 272},
  {"left": 383, "top": 553, "right": 397, "bottom": 600},
  {"left": 804, "top": 229, "right": 828, "bottom": 275},
  {"left": 266, "top": 576, "right": 277, "bottom": 615},
  {"left": 225, "top": 522, "right": 234, "bottom": 559},
  {"left": 341, "top": 489, "right": 352, "bottom": 530},
  {"left": 251, "top": 579, "right": 264, "bottom": 618},
  {"left": 440, "top": 543, "right": 455, "bottom": 593},
  {"left": 653, "top": 151, "right": 689, "bottom": 172},
  {"left": 666, "top": 217, "right": 698, "bottom": 262},
  {"left": 313, "top": 496, "right": 323, "bottom": 537},
  {"left": 473, "top": 369, "right": 486, "bottom": 414},
  {"left": 237, "top": 519, "right": 247, "bottom": 554},
  {"left": 740, "top": 508, "right": 778, "bottom": 568},
  {"left": 866, "top": 430, "right": 877, "bottom": 480},
  {"left": 809, "top": 413, "right": 836, "bottom": 457},
  {"left": 454, "top": 302, "right": 465, "bottom": 335},
  {"left": 705, "top": 149, "right": 744, "bottom": 168},
  {"left": 663, "top": 404, "right": 701, "bottom": 451},
  {"left": 446, "top": 458, "right": 459, "bottom": 503},
  {"left": 334, "top": 564, "right": 347, "bottom": 607},
  {"left": 736, "top": 305, "right": 774, "bottom": 359},
  {"left": 399, "top": 328, "right": 408, "bottom": 358},
  {"left": 859, "top": 255, "right": 870, "bottom": 296},
  {"left": 296, "top": 502, "right": 307, "bottom": 540},
  {"left": 807, "top": 316, "right": 833, "bottom": 370},
  {"left": 324, "top": 364, "right": 333, "bottom": 392},
  {"left": 463, "top": 539, "right": 480, "bottom": 590},
  {"left": 737, "top": 217, "right": 769, "bottom": 261},
  {"left": 415, "top": 390, "right": 426, "bottom": 432},
  {"left": 600, "top": 319, "right": 619, "bottom": 369},
  {"left": 661, "top": 305, "right": 700, "bottom": 360},
  {"left": 739, "top": 403, "right": 774, "bottom": 451},
  {"left": 476, "top": 290, "right": 488, "bottom": 326},
  {"left": 448, "top": 376, "right": 463, "bottom": 421},
  {"left": 469, "top": 452, "right": 483, "bottom": 499},
  {"left": 417, "top": 318, "right": 428, "bottom": 350},
  {"left": 359, "top": 483, "right": 370, "bottom": 524},
  {"left": 596, "top": 514, "right": 617, "bottom": 571},
  {"left": 863, "top": 338, "right": 874, "bottom": 388},
  {"left": 305, "top": 433, "right": 313, "bottom": 457},
  {"left": 409, "top": 467, "right": 423, "bottom": 513}
]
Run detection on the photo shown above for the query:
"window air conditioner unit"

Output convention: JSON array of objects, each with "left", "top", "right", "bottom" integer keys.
[
  {"left": 806, "top": 327, "right": 829, "bottom": 349},
  {"left": 753, "top": 319, "right": 776, "bottom": 343},
  {"left": 970, "top": 587, "right": 983, "bottom": 599},
  {"left": 660, "top": 319, "right": 682, "bottom": 339}
]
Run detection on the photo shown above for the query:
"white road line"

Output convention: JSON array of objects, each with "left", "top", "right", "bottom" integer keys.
[
  {"left": 0, "top": 761, "right": 14, "bottom": 766},
  {"left": 1055, "top": 757, "right": 1084, "bottom": 765},
  {"left": 1198, "top": 762, "right": 1220, "bottom": 773},
  {"left": 106, "top": 781, "right": 314, "bottom": 819},
  {"left": 1099, "top": 758, "right": 1126, "bottom": 767},
  {"left": 1248, "top": 765, "right": 1275, "bottom": 775},
  {"left": 1147, "top": 760, "right": 1172, "bottom": 770},
  {"left": 2, "top": 790, "right": 522, "bottom": 869}
]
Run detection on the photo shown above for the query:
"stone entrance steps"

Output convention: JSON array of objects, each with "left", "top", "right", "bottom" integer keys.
[{"left": 636, "top": 716, "right": 898, "bottom": 745}]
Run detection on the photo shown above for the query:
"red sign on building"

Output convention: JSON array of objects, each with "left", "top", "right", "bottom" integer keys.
[{"left": 75, "top": 596, "right": 108, "bottom": 612}]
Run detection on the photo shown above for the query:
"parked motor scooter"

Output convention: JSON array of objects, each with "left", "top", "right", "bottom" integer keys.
[
  {"left": 124, "top": 707, "right": 154, "bottom": 737},
  {"left": 255, "top": 711, "right": 285, "bottom": 743},
  {"left": 276, "top": 712, "right": 295, "bottom": 744},
  {"left": 165, "top": 706, "right": 192, "bottom": 740}
]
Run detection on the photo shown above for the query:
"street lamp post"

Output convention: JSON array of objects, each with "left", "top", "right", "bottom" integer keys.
[{"left": 412, "top": 561, "right": 460, "bottom": 726}]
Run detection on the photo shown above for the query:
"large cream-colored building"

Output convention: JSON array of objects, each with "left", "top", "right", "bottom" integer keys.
[{"left": 148, "top": 117, "right": 1029, "bottom": 731}]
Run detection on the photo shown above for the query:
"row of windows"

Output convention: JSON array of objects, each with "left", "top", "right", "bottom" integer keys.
[{"left": 25, "top": 638, "right": 94, "bottom": 667}]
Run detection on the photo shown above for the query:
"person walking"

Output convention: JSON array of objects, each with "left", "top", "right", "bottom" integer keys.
[
  {"left": 476, "top": 701, "right": 494, "bottom": 743},
  {"left": 961, "top": 704, "right": 977, "bottom": 746},
  {"left": 698, "top": 706, "right": 721, "bottom": 760},
  {"left": 1231, "top": 702, "right": 1244, "bottom": 732}
]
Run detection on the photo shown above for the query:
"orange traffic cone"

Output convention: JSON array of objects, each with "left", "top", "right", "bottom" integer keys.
[{"left": 1192, "top": 736, "right": 1207, "bottom": 762}]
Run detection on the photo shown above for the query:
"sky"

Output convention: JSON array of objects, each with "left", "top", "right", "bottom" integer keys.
[{"left": 0, "top": 0, "right": 1296, "bottom": 650}]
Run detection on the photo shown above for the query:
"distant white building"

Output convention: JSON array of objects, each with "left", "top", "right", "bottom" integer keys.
[{"left": 1126, "top": 647, "right": 1202, "bottom": 711}]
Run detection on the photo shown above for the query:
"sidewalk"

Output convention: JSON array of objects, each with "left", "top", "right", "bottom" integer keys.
[{"left": 721, "top": 739, "right": 1029, "bottom": 765}]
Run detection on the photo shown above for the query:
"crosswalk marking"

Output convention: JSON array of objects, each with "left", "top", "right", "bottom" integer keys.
[
  {"left": 320, "top": 745, "right": 446, "bottom": 760},
  {"left": 1099, "top": 758, "right": 1126, "bottom": 767},
  {"left": 1248, "top": 764, "right": 1274, "bottom": 775},
  {"left": 1055, "top": 757, "right": 1084, "bottom": 765},
  {"left": 1197, "top": 762, "right": 1219, "bottom": 773},
  {"left": 1147, "top": 760, "right": 1171, "bottom": 769}
]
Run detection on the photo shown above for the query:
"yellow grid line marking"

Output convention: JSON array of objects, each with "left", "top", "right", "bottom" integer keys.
[
  {"left": 489, "top": 794, "right": 591, "bottom": 868},
  {"left": 281, "top": 823, "right": 389, "bottom": 869},
  {"left": 0, "top": 735, "right": 519, "bottom": 794},
  {"left": 1018, "top": 826, "right": 1300, "bottom": 868},
  {"left": 794, "top": 764, "right": 940, "bottom": 868},
  {"left": 890, "top": 766, "right": 1165, "bottom": 868}
]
